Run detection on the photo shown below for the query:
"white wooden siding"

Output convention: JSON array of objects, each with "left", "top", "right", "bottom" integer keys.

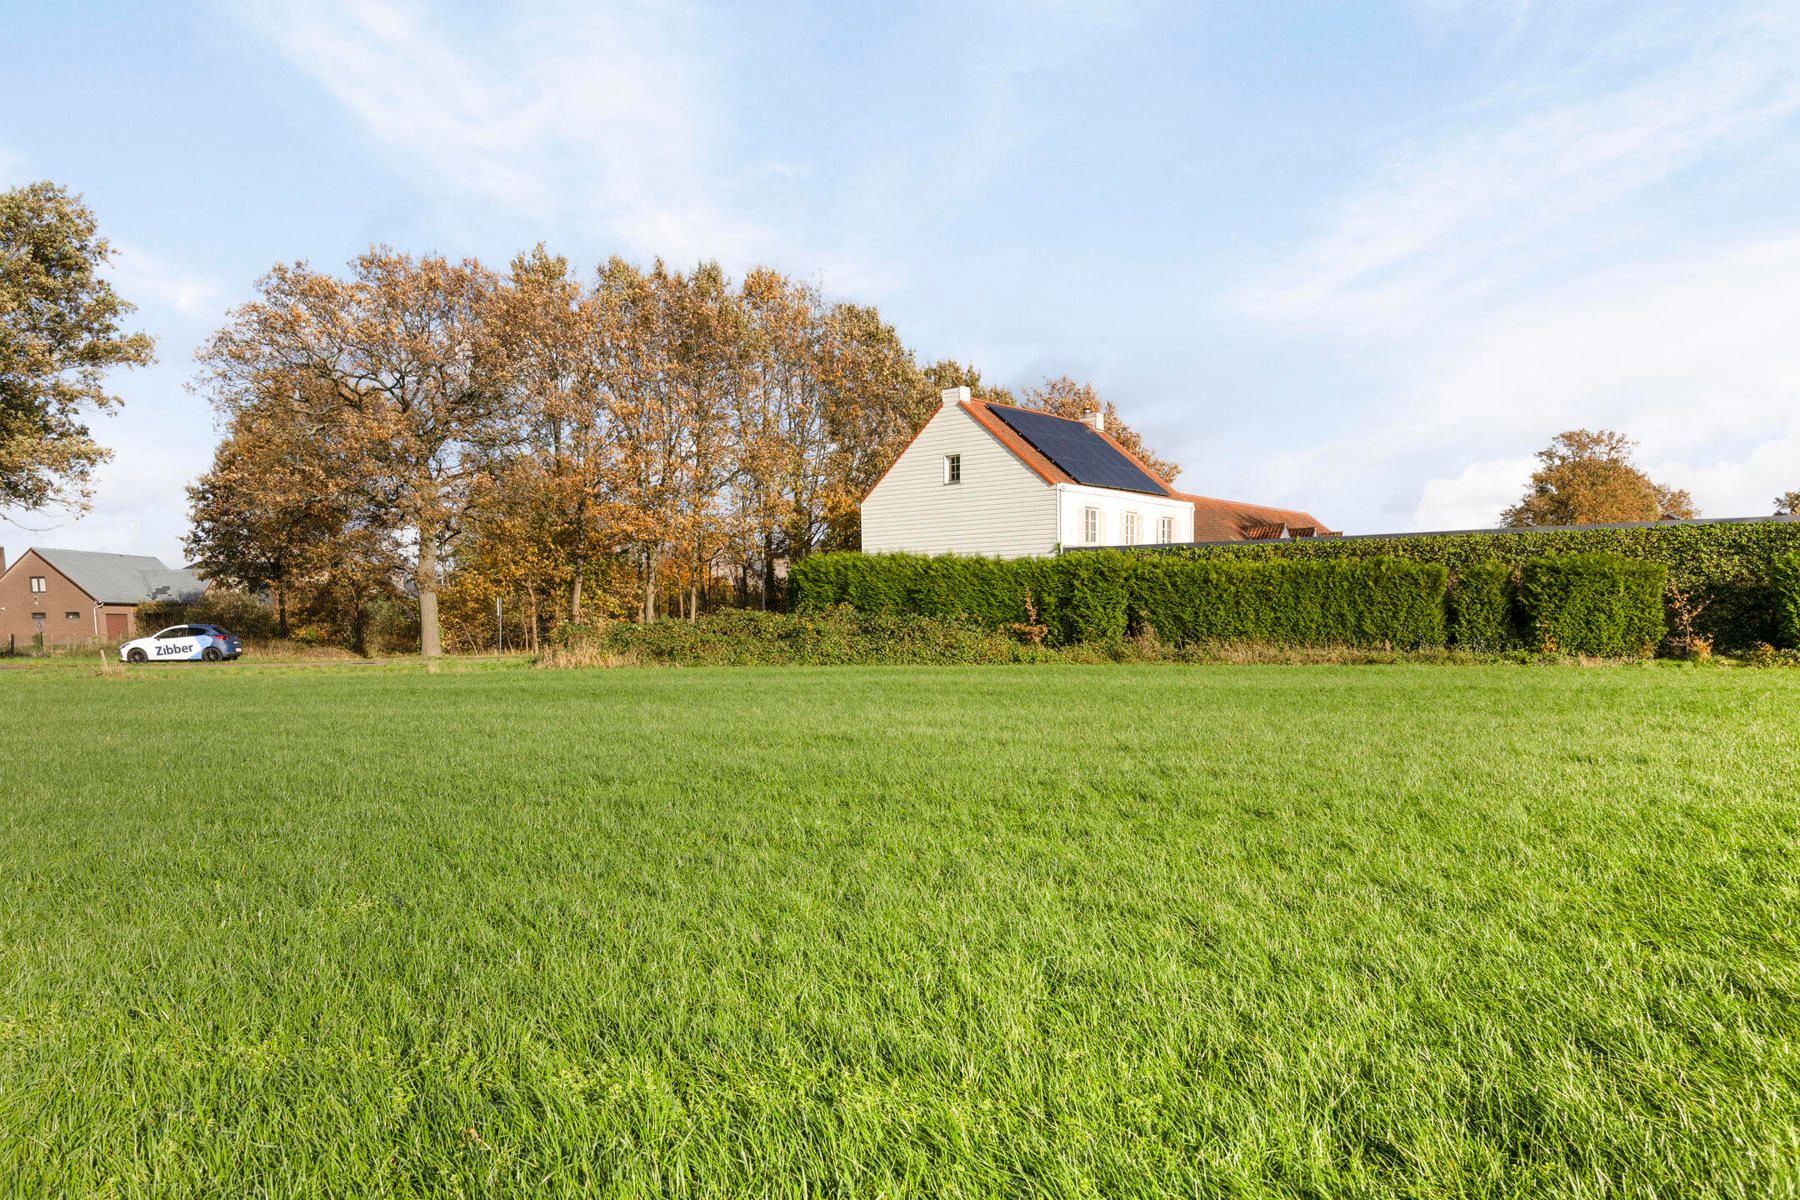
[
  {"left": 1056, "top": 484, "right": 1193, "bottom": 548},
  {"left": 861, "top": 405, "right": 1060, "bottom": 557}
]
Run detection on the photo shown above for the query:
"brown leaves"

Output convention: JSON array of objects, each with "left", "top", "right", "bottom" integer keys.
[{"left": 1502, "top": 429, "right": 1698, "bottom": 527}]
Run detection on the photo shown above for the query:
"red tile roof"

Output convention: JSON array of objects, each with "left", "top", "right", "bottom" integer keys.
[{"left": 1182, "top": 494, "right": 1339, "bottom": 542}]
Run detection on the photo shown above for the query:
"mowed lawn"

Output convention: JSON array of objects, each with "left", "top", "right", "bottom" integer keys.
[{"left": 2, "top": 661, "right": 1797, "bottom": 1198}]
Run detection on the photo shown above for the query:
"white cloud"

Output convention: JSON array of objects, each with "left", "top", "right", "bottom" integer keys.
[
  {"left": 1242, "top": 234, "right": 1800, "bottom": 531},
  {"left": 1238, "top": 3, "right": 1800, "bottom": 331},
  {"left": 1222, "top": 1, "right": 1800, "bottom": 533},
  {"left": 107, "top": 241, "right": 225, "bottom": 321},
  {"left": 232, "top": 0, "right": 770, "bottom": 268}
]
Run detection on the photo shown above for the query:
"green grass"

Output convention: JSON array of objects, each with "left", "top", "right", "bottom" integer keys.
[{"left": 2, "top": 660, "right": 1797, "bottom": 1197}]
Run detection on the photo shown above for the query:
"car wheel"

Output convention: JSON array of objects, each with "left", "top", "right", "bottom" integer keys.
[
  {"left": 202, "top": 647, "right": 223, "bottom": 662},
  {"left": 127, "top": 648, "right": 147, "bottom": 663}
]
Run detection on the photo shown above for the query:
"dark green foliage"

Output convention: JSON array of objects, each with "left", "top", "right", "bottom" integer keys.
[
  {"left": 560, "top": 608, "right": 1052, "bottom": 667},
  {"left": 1139, "top": 519, "right": 1800, "bottom": 648},
  {"left": 1520, "top": 554, "right": 1667, "bottom": 657},
  {"left": 134, "top": 591, "right": 280, "bottom": 641},
  {"left": 1448, "top": 561, "right": 1519, "bottom": 651},
  {"left": 1130, "top": 557, "right": 1447, "bottom": 647},
  {"left": 1771, "top": 552, "right": 1800, "bottom": 649},
  {"left": 1039, "top": 551, "right": 1133, "bottom": 644},
  {"left": 794, "top": 552, "right": 1446, "bottom": 648}
]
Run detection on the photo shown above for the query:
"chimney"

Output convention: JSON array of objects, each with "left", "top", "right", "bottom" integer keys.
[
  {"left": 1085, "top": 408, "right": 1105, "bottom": 432},
  {"left": 941, "top": 386, "right": 971, "bottom": 408}
]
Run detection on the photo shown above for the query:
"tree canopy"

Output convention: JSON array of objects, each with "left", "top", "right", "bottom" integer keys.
[
  {"left": 0, "top": 181, "right": 155, "bottom": 512},
  {"left": 1501, "top": 430, "right": 1696, "bottom": 528}
]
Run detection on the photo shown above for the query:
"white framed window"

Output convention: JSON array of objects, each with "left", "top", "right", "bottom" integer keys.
[
  {"left": 1082, "top": 506, "right": 1099, "bottom": 544},
  {"left": 943, "top": 453, "right": 961, "bottom": 484},
  {"left": 29, "top": 575, "right": 46, "bottom": 593},
  {"left": 1123, "top": 512, "right": 1140, "bottom": 545},
  {"left": 1157, "top": 515, "right": 1174, "bottom": 543}
]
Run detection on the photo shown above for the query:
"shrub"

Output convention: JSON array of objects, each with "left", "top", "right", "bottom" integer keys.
[
  {"left": 1129, "top": 557, "right": 1447, "bottom": 648},
  {"left": 1520, "top": 554, "right": 1666, "bottom": 657},
  {"left": 1772, "top": 552, "right": 1800, "bottom": 649},
  {"left": 1131, "top": 518, "right": 1800, "bottom": 648},
  {"left": 134, "top": 591, "right": 280, "bottom": 641},
  {"left": 541, "top": 608, "right": 1055, "bottom": 668},
  {"left": 1448, "top": 561, "right": 1518, "bottom": 650},
  {"left": 794, "top": 551, "right": 1446, "bottom": 648}
]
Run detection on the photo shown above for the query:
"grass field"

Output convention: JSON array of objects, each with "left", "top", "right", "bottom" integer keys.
[{"left": 2, "top": 660, "right": 1797, "bottom": 1197}]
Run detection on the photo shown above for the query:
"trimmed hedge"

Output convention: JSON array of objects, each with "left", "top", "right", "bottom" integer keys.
[
  {"left": 1130, "top": 557, "right": 1446, "bottom": 647},
  {"left": 1520, "top": 554, "right": 1666, "bottom": 657},
  {"left": 1772, "top": 551, "right": 1800, "bottom": 649},
  {"left": 795, "top": 552, "right": 1447, "bottom": 648},
  {"left": 547, "top": 609, "right": 1055, "bottom": 667},
  {"left": 1448, "top": 561, "right": 1519, "bottom": 651},
  {"left": 1136, "top": 519, "right": 1800, "bottom": 649}
]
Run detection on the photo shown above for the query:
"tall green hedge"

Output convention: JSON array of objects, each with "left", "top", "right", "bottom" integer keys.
[
  {"left": 1135, "top": 519, "right": 1800, "bottom": 649},
  {"left": 1520, "top": 554, "right": 1666, "bottom": 657},
  {"left": 1130, "top": 557, "right": 1446, "bottom": 647},
  {"left": 794, "top": 552, "right": 1447, "bottom": 647},
  {"left": 1771, "top": 551, "right": 1800, "bottom": 649},
  {"left": 1447, "top": 561, "right": 1519, "bottom": 651}
]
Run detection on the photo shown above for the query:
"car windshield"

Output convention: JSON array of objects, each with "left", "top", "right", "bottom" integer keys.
[{"left": 157, "top": 627, "right": 187, "bottom": 639}]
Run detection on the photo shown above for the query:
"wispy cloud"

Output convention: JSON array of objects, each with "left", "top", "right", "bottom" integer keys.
[
  {"left": 107, "top": 241, "right": 225, "bottom": 321},
  {"left": 233, "top": 0, "right": 769, "bottom": 267},
  {"left": 1238, "top": 3, "right": 1800, "bottom": 331},
  {"left": 1219, "top": 1, "right": 1800, "bottom": 530}
]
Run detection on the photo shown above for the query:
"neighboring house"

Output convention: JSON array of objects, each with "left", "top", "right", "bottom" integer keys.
[
  {"left": 860, "top": 387, "right": 1335, "bottom": 557},
  {"left": 0, "top": 547, "right": 206, "bottom": 647}
]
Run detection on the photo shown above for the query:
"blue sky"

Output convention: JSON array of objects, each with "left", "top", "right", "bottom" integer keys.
[{"left": 5, "top": 1, "right": 1799, "bottom": 563}]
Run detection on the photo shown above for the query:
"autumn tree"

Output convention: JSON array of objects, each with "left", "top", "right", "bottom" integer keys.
[
  {"left": 186, "top": 399, "right": 355, "bottom": 636},
  {"left": 488, "top": 245, "right": 616, "bottom": 625},
  {"left": 1501, "top": 429, "right": 1696, "bottom": 527},
  {"left": 0, "top": 181, "right": 155, "bottom": 512},
  {"left": 1776, "top": 491, "right": 1800, "bottom": 516},
  {"left": 196, "top": 249, "right": 510, "bottom": 656}
]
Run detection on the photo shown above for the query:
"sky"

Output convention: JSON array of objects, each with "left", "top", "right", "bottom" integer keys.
[{"left": 4, "top": 0, "right": 1798, "bottom": 564}]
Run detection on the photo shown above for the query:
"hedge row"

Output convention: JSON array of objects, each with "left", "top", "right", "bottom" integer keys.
[
  {"left": 795, "top": 551, "right": 1672, "bottom": 654},
  {"left": 1138, "top": 519, "right": 1800, "bottom": 649},
  {"left": 1773, "top": 552, "right": 1800, "bottom": 649},
  {"left": 1521, "top": 555, "right": 1668, "bottom": 658}
]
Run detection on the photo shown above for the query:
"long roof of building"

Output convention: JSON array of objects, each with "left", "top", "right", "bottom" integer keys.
[{"left": 17, "top": 548, "right": 206, "bottom": 605}]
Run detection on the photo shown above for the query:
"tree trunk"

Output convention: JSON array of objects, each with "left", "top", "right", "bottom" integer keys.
[
  {"left": 571, "top": 564, "right": 584, "bottom": 626},
  {"left": 640, "top": 548, "right": 657, "bottom": 623},
  {"left": 418, "top": 536, "right": 443, "bottom": 657},
  {"left": 275, "top": 581, "right": 290, "bottom": 639}
]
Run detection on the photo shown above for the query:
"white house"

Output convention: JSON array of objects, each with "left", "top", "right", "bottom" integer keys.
[{"left": 860, "top": 387, "right": 1334, "bottom": 557}]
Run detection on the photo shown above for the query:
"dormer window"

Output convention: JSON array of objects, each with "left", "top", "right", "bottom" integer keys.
[{"left": 944, "top": 454, "right": 961, "bottom": 484}]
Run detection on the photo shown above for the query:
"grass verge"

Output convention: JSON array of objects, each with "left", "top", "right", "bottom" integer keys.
[{"left": 2, "top": 662, "right": 1797, "bottom": 1196}]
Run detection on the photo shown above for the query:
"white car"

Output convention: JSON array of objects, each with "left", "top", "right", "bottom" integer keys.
[{"left": 121, "top": 624, "right": 244, "bottom": 664}]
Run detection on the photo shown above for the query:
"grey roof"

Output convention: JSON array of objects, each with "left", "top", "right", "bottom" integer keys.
[{"left": 26, "top": 548, "right": 207, "bottom": 605}]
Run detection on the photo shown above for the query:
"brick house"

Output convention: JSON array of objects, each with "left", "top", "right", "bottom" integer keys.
[{"left": 0, "top": 547, "right": 206, "bottom": 648}]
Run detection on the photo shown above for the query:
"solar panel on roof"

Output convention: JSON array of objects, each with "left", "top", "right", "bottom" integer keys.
[{"left": 986, "top": 405, "right": 1168, "bottom": 495}]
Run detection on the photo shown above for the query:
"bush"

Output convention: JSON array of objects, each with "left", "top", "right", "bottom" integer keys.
[
  {"left": 1520, "top": 554, "right": 1666, "bottom": 657},
  {"left": 134, "top": 591, "right": 280, "bottom": 641},
  {"left": 1134, "top": 518, "right": 1800, "bottom": 649},
  {"left": 1130, "top": 557, "right": 1447, "bottom": 647},
  {"left": 793, "top": 551, "right": 1446, "bottom": 648},
  {"left": 543, "top": 608, "right": 1056, "bottom": 668},
  {"left": 1772, "top": 552, "right": 1800, "bottom": 649},
  {"left": 1448, "top": 561, "right": 1519, "bottom": 650}
]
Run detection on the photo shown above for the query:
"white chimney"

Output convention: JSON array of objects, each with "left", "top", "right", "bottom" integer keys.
[
  {"left": 941, "top": 386, "right": 971, "bottom": 408},
  {"left": 1085, "top": 408, "right": 1105, "bottom": 432}
]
